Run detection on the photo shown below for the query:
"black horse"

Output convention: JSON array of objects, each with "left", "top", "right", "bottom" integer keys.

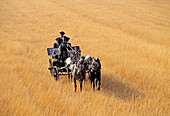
[{"left": 89, "top": 58, "right": 101, "bottom": 90}]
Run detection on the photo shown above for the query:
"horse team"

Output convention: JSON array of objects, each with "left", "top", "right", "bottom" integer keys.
[{"left": 65, "top": 55, "right": 101, "bottom": 92}]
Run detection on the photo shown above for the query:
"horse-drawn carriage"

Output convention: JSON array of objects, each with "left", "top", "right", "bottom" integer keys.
[
  {"left": 47, "top": 43, "right": 81, "bottom": 80},
  {"left": 47, "top": 41, "right": 101, "bottom": 92}
]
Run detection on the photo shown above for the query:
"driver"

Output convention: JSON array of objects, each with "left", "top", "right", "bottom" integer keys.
[
  {"left": 54, "top": 31, "right": 70, "bottom": 66},
  {"left": 54, "top": 31, "right": 70, "bottom": 47}
]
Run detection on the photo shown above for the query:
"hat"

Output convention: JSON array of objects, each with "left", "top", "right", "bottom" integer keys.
[{"left": 60, "top": 31, "right": 65, "bottom": 35}]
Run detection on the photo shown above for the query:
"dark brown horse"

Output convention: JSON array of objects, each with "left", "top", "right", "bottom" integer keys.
[{"left": 89, "top": 58, "right": 101, "bottom": 90}]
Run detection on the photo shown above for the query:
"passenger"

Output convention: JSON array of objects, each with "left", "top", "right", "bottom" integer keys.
[{"left": 53, "top": 39, "right": 59, "bottom": 48}]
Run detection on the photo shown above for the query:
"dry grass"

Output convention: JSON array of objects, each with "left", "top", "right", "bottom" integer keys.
[{"left": 0, "top": 0, "right": 169, "bottom": 115}]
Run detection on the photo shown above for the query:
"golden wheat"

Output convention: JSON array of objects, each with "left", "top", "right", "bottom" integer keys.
[{"left": 0, "top": 0, "right": 169, "bottom": 115}]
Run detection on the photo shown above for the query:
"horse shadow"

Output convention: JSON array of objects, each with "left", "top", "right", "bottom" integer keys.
[{"left": 102, "top": 75, "right": 144, "bottom": 101}]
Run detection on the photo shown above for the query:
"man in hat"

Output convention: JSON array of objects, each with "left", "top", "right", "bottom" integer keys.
[
  {"left": 54, "top": 31, "right": 70, "bottom": 66},
  {"left": 54, "top": 31, "right": 70, "bottom": 48}
]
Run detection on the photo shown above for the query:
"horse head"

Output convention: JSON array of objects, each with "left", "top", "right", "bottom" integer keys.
[{"left": 90, "top": 57, "right": 101, "bottom": 73}]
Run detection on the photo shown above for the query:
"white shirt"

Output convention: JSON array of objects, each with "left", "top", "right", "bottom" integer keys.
[{"left": 60, "top": 36, "right": 64, "bottom": 43}]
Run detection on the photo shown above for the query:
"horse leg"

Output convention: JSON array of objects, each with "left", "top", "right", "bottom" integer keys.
[
  {"left": 89, "top": 73, "right": 91, "bottom": 80},
  {"left": 74, "top": 77, "right": 77, "bottom": 92},
  {"left": 71, "top": 74, "right": 72, "bottom": 81},
  {"left": 80, "top": 79, "right": 83, "bottom": 91},
  {"left": 67, "top": 68, "right": 70, "bottom": 81},
  {"left": 98, "top": 78, "right": 101, "bottom": 90},
  {"left": 92, "top": 78, "right": 95, "bottom": 90},
  {"left": 91, "top": 73, "right": 95, "bottom": 90},
  {"left": 96, "top": 77, "right": 98, "bottom": 88},
  {"left": 83, "top": 72, "right": 85, "bottom": 80},
  {"left": 83, "top": 72, "right": 86, "bottom": 84},
  {"left": 90, "top": 76, "right": 93, "bottom": 88},
  {"left": 98, "top": 72, "right": 101, "bottom": 90}
]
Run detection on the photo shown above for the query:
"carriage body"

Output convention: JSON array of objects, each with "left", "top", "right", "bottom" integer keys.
[{"left": 47, "top": 45, "right": 81, "bottom": 80}]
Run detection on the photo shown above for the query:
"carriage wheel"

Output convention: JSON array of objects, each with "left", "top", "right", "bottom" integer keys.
[
  {"left": 54, "top": 66, "right": 59, "bottom": 80},
  {"left": 48, "top": 58, "right": 53, "bottom": 75}
]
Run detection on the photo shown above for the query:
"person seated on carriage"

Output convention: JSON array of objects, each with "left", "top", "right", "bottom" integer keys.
[
  {"left": 54, "top": 31, "right": 70, "bottom": 48},
  {"left": 54, "top": 31, "right": 71, "bottom": 66}
]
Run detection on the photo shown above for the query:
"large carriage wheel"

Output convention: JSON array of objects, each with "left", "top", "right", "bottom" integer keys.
[
  {"left": 54, "top": 66, "right": 59, "bottom": 80},
  {"left": 48, "top": 58, "right": 53, "bottom": 75}
]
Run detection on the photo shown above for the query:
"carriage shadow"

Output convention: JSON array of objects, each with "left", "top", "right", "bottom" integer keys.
[{"left": 102, "top": 75, "right": 144, "bottom": 101}]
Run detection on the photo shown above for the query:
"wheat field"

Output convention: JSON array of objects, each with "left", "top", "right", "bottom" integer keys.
[{"left": 0, "top": 0, "right": 169, "bottom": 115}]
